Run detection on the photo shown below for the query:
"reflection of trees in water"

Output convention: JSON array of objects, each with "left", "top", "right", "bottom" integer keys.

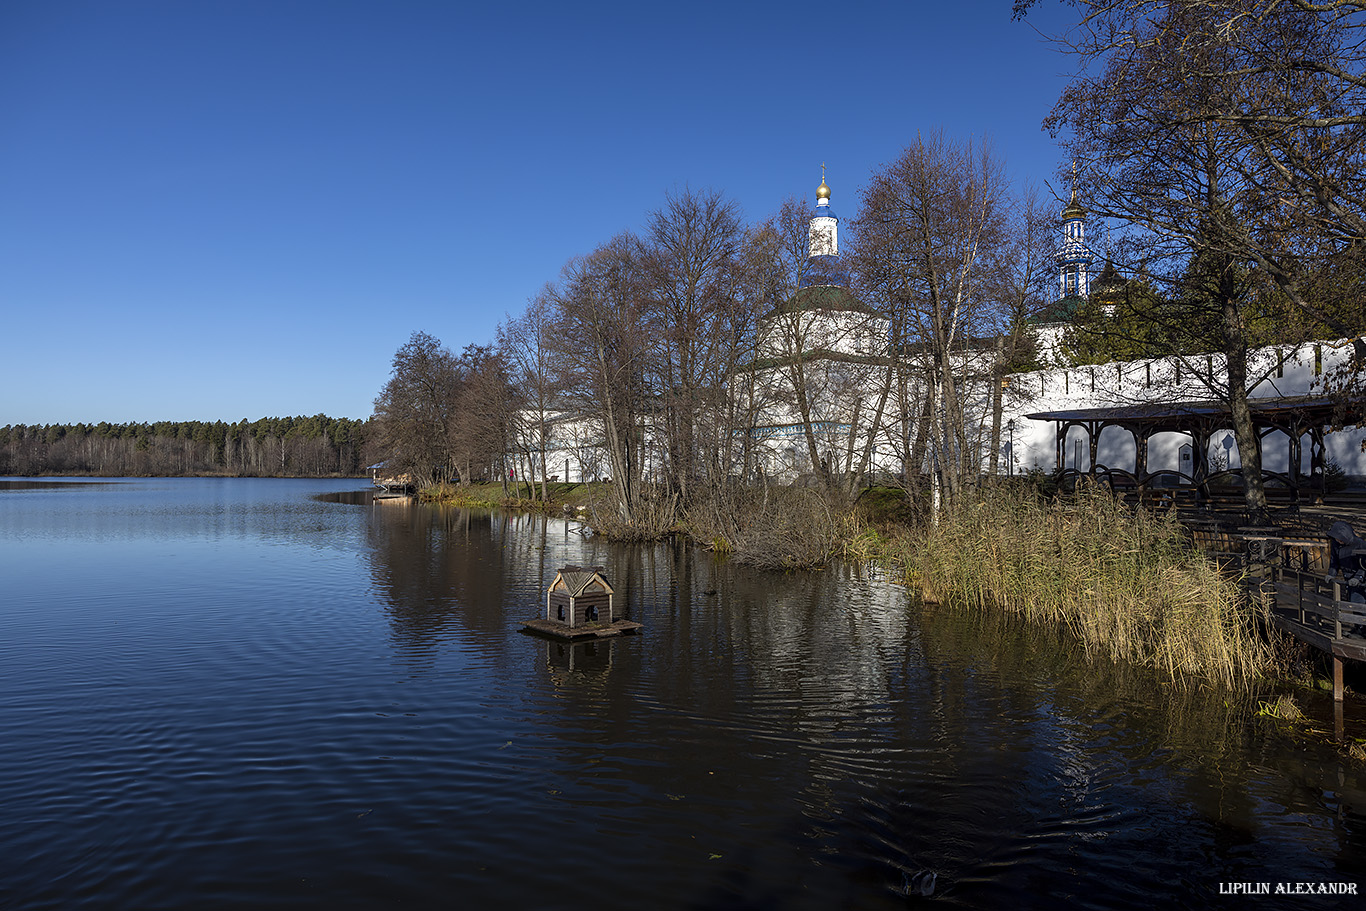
[
  {"left": 363, "top": 503, "right": 516, "bottom": 664},
  {"left": 540, "top": 638, "right": 617, "bottom": 688},
  {"left": 362, "top": 503, "right": 639, "bottom": 666},
  {"left": 527, "top": 548, "right": 1366, "bottom": 902},
  {"left": 816, "top": 609, "right": 1366, "bottom": 902}
]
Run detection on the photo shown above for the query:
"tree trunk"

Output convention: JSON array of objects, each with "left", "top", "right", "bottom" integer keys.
[
  {"left": 1223, "top": 299, "right": 1268, "bottom": 522},
  {"left": 988, "top": 335, "right": 1005, "bottom": 477}
]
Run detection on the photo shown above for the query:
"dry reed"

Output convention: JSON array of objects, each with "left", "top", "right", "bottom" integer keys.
[{"left": 911, "top": 484, "right": 1273, "bottom": 689}]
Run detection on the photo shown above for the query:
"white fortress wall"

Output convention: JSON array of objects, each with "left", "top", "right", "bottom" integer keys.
[{"left": 1001, "top": 338, "right": 1366, "bottom": 479}]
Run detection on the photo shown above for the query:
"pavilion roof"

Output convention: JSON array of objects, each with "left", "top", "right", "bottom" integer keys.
[{"left": 1025, "top": 395, "right": 1364, "bottom": 431}]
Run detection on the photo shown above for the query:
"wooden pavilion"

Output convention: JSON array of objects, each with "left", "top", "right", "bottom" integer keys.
[{"left": 1025, "top": 395, "right": 1364, "bottom": 505}]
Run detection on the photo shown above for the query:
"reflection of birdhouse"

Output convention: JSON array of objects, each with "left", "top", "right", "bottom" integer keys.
[
  {"left": 547, "top": 566, "right": 615, "bottom": 627},
  {"left": 546, "top": 639, "right": 614, "bottom": 675}
]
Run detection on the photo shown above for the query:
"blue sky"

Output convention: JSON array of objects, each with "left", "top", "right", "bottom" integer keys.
[{"left": 1, "top": 1, "right": 1079, "bottom": 425}]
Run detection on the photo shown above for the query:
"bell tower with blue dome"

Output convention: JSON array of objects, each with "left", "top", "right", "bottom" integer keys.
[{"left": 1056, "top": 177, "right": 1093, "bottom": 301}]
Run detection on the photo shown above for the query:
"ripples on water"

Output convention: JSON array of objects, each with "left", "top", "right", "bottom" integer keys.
[{"left": 0, "top": 478, "right": 1362, "bottom": 909}]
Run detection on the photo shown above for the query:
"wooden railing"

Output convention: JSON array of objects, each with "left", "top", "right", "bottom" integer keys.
[
  {"left": 1265, "top": 565, "right": 1366, "bottom": 700},
  {"left": 1269, "top": 568, "right": 1364, "bottom": 636}
]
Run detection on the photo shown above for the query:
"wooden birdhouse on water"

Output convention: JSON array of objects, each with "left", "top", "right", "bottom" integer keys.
[
  {"left": 520, "top": 565, "right": 642, "bottom": 640},
  {"left": 548, "top": 565, "right": 615, "bottom": 627}
]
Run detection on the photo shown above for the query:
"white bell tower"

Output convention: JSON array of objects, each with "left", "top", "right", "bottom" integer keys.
[{"left": 808, "top": 164, "right": 838, "bottom": 259}]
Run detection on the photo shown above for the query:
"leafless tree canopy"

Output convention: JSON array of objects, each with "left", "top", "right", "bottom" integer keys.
[
  {"left": 1024, "top": 0, "right": 1366, "bottom": 331},
  {"left": 854, "top": 133, "right": 1018, "bottom": 504},
  {"left": 1018, "top": 0, "right": 1366, "bottom": 519},
  {"left": 372, "top": 331, "right": 513, "bottom": 486}
]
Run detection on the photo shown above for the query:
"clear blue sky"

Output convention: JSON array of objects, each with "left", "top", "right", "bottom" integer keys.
[{"left": 1, "top": 0, "right": 1079, "bottom": 426}]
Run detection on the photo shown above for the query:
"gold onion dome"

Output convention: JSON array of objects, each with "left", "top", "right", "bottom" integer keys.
[
  {"left": 1062, "top": 189, "right": 1085, "bottom": 219},
  {"left": 817, "top": 178, "right": 831, "bottom": 200}
]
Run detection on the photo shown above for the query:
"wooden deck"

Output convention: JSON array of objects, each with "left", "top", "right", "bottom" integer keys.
[
  {"left": 1182, "top": 515, "right": 1365, "bottom": 702},
  {"left": 519, "top": 618, "right": 643, "bottom": 641},
  {"left": 1263, "top": 566, "right": 1366, "bottom": 701}
]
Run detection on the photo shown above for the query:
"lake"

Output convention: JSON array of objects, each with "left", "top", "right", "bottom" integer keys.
[{"left": 0, "top": 477, "right": 1362, "bottom": 909}]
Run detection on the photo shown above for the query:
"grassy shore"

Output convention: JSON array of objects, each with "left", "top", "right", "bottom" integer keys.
[{"left": 417, "top": 480, "right": 594, "bottom": 513}]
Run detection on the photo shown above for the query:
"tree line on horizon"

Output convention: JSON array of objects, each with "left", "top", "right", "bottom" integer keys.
[
  {"left": 371, "top": 1, "right": 1366, "bottom": 527},
  {"left": 0, "top": 415, "right": 372, "bottom": 478}
]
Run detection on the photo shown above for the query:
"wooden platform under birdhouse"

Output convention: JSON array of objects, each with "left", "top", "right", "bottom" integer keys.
[{"left": 519, "top": 618, "right": 643, "bottom": 640}]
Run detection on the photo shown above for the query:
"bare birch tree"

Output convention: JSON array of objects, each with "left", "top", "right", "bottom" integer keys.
[
  {"left": 854, "top": 132, "right": 1013, "bottom": 510},
  {"left": 498, "top": 289, "right": 561, "bottom": 501}
]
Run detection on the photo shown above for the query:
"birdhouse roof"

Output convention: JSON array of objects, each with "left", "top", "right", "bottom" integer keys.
[{"left": 551, "top": 565, "right": 614, "bottom": 597}]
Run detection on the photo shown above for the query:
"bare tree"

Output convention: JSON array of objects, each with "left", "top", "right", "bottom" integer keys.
[
  {"left": 746, "top": 197, "right": 893, "bottom": 497},
  {"left": 854, "top": 132, "right": 1014, "bottom": 510},
  {"left": 498, "top": 289, "right": 561, "bottom": 501},
  {"left": 1020, "top": 0, "right": 1366, "bottom": 335},
  {"left": 638, "top": 188, "right": 752, "bottom": 503},
  {"left": 450, "top": 343, "right": 511, "bottom": 488},
  {"left": 551, "top": 234, "right": 652, "bottom": 526},
  {"left": 1033, "top": 1, "right": 1359, "bottom": 518},
  {"left": 983, "top": 185, "right": 1057, "bottom": 475},
  {"left": 372, "top": 331, "right": 460, "bottom": 486}
]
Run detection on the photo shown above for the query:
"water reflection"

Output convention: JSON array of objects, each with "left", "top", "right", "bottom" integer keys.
[
  {"left": 0, "top": 478, "right": 114, "bottom": 490},
  {"left": 539, "top": 638, "right": 617, "bottom": 681},
  {"left": 332, "top": 494, "right": 1366, "bottom": 907}
]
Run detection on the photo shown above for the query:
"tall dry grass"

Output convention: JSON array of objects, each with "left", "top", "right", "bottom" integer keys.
[{"left": 910, "top": 483, "right": 1273, "bottom": 689}]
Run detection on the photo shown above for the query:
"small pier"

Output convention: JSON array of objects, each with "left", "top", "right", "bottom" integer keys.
[
  {"left": 368, "top": 462, "right": 414, "bottom": 498},
  {"left": 1187, "top": 518, "right": 1365, "bottom": 703}
]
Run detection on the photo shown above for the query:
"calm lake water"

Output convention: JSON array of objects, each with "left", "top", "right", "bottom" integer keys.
[{"left": 1, "top": 477, "right": 1362, "bottom": 910}]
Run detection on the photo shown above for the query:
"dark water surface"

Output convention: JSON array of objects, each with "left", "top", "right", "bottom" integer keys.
[{"left": 1, "top": 478, "right": 1362, "bottom": 910}]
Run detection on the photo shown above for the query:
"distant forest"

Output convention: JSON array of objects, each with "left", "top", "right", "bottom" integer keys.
[{"left": 0, "top": 415, "right": 371, "bottom": 477}]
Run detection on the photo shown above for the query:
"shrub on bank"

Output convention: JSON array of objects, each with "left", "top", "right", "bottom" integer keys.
[{"left": 684, "top": 485, "right": 847, "bottom": 569}]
